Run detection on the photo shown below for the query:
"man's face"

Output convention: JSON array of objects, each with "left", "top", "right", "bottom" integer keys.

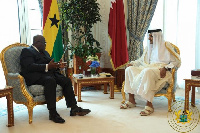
[
  {"left": 148, "top": 33, "right": 153, "bottom": 44},
  {"left": 33, "top": 36, "right": 46, "bottom": 52}
]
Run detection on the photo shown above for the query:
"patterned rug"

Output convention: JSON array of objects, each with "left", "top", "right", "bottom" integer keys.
[
  {"left": 154, "top": 96, "right": 200, "bottom": 104},
  {"left": 0, "top": 96, "right": 28, "bottom": 117}
]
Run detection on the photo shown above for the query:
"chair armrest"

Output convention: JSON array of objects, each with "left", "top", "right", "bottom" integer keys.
[
  {"left": 173, "top": 67, "right": 178, "bottom": 92},
  {"left": 6, "top": 73, "right": 33, "bottom": 103},
  {"left": 167, "top": 67, "right": 177, "bottom": 93}
]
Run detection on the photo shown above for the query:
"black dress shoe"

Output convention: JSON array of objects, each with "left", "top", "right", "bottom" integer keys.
[
  {"left": 70, "top": 107, "right": 91, "bottom": 116},
  {"left": 49, "top": 112, "right": 65, "bottom": 123}
]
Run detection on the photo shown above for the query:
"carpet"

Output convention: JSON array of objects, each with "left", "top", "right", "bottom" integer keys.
[
  {"left": 0, "top": 89, "right": 200, "bottom": 133},
  {"left": 0, "top": 102, "right": 26, "bottom": 117},
  {"left": 1, "top": 93, "right": 199, "bottom": 117},
  {"left": 0, "top": 87, "right": 96, "bottom": 117}
]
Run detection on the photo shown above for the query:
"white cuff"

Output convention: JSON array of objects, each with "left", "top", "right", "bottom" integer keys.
[
  {"left": 165, "top": 63, "right": 174, "bottom": 69},
  {"left": 45, "top": 64, "right": 48, "bottom": 72}
]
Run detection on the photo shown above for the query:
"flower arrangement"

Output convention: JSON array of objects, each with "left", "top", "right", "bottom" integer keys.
[{"left": 86, "top": 55, "right": 100, "bottom": 68}]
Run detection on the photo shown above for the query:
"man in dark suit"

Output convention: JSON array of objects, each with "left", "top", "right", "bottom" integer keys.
[{"left": 20, "top": 35, "right": 91, "bottom": 123}]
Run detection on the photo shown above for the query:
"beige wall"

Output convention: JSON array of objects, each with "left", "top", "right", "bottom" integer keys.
[{"left": 92, "top": 0, "right": 128, "bottom": 68}]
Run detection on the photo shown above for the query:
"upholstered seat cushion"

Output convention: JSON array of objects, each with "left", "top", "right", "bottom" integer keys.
[
  {"left": 32, "top": 90, "right": 63, "bottom": 102},
  {"left": 156, "top": 82, "right": 169, "bottom": 94},
  {"left": 28, "top": 85, "right": 63, "bottom": 96}
]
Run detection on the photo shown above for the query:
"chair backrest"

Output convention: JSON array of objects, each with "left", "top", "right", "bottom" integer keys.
[
  {"left": 157, "top": 44, "right": 180, "bottom": 93},
  {"left": 171, "top": 43, "right": 180, "bottom": 55},
  {"left": 171, "top": 44, "right": 180, "bottom": 91},
  {"left": 0, "top": 43, "right": 29, "bottom": 76}
]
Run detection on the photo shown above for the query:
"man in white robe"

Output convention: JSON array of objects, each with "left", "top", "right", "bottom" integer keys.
[{"left": 120, "top": 29, "right": 181, "bottom": 116}]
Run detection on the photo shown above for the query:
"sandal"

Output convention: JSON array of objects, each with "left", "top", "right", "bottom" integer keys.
[
  {"left": 120, "top": 101, "right": 136, "bottom": 109},
  {"left": 140, "top": 106, "right": 154, "bottom": 116}
]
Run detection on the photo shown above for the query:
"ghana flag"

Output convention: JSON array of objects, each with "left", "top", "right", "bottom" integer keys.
[{"left": 43, "top": 0, "right": 63, "bottom": 62}]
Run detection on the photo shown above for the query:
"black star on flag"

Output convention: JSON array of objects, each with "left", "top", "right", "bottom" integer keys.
[{"left": 49, "top": 14, "right": 60, "bottom": 28}]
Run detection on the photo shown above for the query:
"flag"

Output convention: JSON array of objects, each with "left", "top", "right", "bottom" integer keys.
[
  {"left": 43, "top": 0, "right": 63, "bottom": 62},
  {"left": 108, "top": 0, "right": 129, "bottom": 71}
]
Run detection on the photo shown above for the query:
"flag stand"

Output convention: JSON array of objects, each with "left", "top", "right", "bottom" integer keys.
[
  {"left": 114, "top": 70, "right": 121, "bottom": 92},
  {"left": 114, "top": 85, "right": 121, "bottom": 92}
]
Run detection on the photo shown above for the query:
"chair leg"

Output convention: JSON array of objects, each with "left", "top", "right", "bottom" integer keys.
[
  {"left": 172, "top": 93, "right": 176, "bottom": 102},
  {"left": 121, "top": 81, "right": 126, "bottom": 104},
  {"left": 27, "top": 105, "right": 34, "bottom": 124},
  {"left": 168, "top": 97, "right": 172, "bottom": 112}
]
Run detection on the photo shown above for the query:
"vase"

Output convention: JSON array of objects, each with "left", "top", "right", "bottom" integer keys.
[{"left": 91, "top": 67, "right": 97, "bottom": 76}]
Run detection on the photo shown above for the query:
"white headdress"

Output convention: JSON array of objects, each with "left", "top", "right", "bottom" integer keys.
[{"left": 147, "top": 30, "right": 170, "bottom": 64}]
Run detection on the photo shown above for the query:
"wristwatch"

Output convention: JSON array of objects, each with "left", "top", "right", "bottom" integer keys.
[{"left": 164, "top": 66, "right": 171, "bottom": 71}]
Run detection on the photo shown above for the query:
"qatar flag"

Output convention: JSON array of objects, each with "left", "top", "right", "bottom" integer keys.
[{"left": 108, "top": 0, "right": 129, "bottom": 71}]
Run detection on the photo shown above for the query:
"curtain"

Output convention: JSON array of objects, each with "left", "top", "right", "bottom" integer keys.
[
  {"left": 127, "top": 0, "right": 158, "bottom": 61},
  {"left": 17, "top": 0, "right": 31, "bottom": 44},
  {"left": 0, "top": 0, "right": 20, "bottom": 50},
  {"left": 0, "top": 0, "right": 20, "bottom": 86},
  {"left": 162, "top": 0, "right": 197, "bottom": 90},
  {"left": 196, "top": 0, "right": 200, "bottom": 93},
  {"left": 38, "top": 0, "right": 43, "bottom": 20},
  {"left": 196, "top": 0, "right": 200, "bottom": 69}
]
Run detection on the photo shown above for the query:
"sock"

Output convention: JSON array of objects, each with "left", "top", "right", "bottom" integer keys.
[
  {"left": 49, "top": 108, "right": 57, "bottom": 114},
  {"left": 71, "top": 105, "right": 78, "bottom": 110}
]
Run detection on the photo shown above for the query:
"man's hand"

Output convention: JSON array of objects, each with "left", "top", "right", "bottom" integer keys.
[
  {"left": 48, "top": 59, "right": 59, "bottom": 70},
  {"left": 159, "top": 67, "right": 167, "bottom": 78},
  {"left": 58, "top": 59, "right": 67, "bottom": 69}
]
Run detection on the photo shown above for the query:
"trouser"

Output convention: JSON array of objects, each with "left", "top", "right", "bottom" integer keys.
[{"left": 34, "top": 72, "right": 77, "bottom": 110}]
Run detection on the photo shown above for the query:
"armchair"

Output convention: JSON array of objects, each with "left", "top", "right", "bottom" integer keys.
[
  {"left": 121, "top": 44, "right": 180, "bottom": 112},
  {"left": 0, "top": 43, "right": 64, "bottom": 124}
]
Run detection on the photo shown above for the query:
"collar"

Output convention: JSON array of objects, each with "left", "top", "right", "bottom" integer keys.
[{"left": 32, "top": 45, "right": 39, "bottom": 53}]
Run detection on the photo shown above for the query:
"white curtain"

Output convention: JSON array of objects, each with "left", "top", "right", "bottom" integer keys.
[
  {"left": 18, "top": 0, "right": 31, "bottom": 44},
  {"left": 195, "top": 0, "right": 200, "bottom": 92},
  {"left": 0, "top": 0, "right": 20, "bottom": 87},
  {"left": 164, "top": 0, "right": 197, "bottom": 89},
  {"left": 196, "top": 0, "right": 200, "bottom": 69},
  {"left": 0, "top": 0, "right": 20, "bottom": 51},
  {"left": 148, "top": 0, "right": 199, "bottom": 90}
]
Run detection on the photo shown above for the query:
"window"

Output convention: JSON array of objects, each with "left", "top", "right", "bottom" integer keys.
[
  {"left": 27, "top": 0, "right": 42, "bottom": 44},
  {"left": 0, "top": 1, "right": 20, "bottom": 51},
  {"left": 0, "top": 1, "right": 20, "bottom": 86}
]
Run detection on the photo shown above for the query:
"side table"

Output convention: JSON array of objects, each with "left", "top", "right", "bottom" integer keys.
[
  {"left": 72, "top": 76, "right": 115, "bottom": 102},
  {"left": 0, "top": 86, "right": 14, "bottom": 127},
  {"left": 184, "top": 78, "right": 200, "bottom": 112}
]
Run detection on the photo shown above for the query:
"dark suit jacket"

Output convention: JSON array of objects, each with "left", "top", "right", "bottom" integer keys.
[{"left": 20, "top": 46, "right": 58, "bottom": 86}]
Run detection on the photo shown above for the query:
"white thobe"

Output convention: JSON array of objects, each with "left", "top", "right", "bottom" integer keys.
[{"left": 124, "top": 42, "right": 181, "bottom": 102}]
